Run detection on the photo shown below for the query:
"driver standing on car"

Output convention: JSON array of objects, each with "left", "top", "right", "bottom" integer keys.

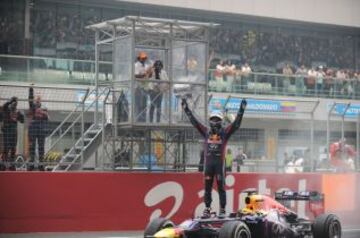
[{"left": 181, "top": 98, "right": 247, "bottom": 218}]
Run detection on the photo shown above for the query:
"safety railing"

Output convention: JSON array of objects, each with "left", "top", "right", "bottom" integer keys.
[
  {"left": 0, "top": 54, "right": 111, "bottom": 85},
  {"left": 1, "top": 54, "right": 359, "bottom": 100},
  {"left": 208, "top": 70, "right": 360, "bottom": 100}
]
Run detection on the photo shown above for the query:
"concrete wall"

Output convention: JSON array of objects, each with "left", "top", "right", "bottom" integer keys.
[{"left": 118, "top": 0, "right": 360, "bottom": 28}]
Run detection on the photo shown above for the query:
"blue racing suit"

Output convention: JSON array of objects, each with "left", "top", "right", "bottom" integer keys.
[{"left": 183, "top": 99, "right": 246, "bottom": 209}]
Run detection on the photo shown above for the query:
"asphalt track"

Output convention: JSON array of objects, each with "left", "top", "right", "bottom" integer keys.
[{"left": 1, "top": 229, "right": 360, "bottom": 238}]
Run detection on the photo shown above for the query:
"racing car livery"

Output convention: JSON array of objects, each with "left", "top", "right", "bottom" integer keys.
[{"left": 144, "top": 190, "right": 341, "bottom": 238}]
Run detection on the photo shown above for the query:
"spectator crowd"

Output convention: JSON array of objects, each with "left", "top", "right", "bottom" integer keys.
[
  {"left": 210, "top": 59, "right": 360, "bottom": 98},
  {"left": 209, "top": 27, "right": 356, "bottom": 70},
  {"left": 1, "top": 0, "right": 358, "bottom": 70}
]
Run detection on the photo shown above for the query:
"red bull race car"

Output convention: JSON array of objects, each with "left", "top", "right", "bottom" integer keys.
[{"left": 144, "top": 190, "right": 341, "bottom": 238}]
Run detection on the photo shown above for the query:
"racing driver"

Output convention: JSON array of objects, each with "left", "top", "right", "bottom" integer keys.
[{"left": 181, "top": 98, "right": 247, "bottom": 218}]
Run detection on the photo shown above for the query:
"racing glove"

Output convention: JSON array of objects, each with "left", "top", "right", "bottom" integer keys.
[{"left": 239, "top": 99, "right": 247, "bottom": 115}]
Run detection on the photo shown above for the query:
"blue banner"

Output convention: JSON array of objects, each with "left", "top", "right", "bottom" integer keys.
[
  {"left": 332, "top": 103, "right": 360, "bottom": 117},
  {"left": 209, "top": 97, "right": 296, "bottom": 113}
]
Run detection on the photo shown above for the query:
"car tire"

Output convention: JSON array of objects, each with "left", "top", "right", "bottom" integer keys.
[
  {"left": 219, "top": 221, "right": 251, "bottom": 238},
  {"left": 144, "top": 217, "right": 175, "bottom": 238},
  {"left": 313, "top": 213, "right": 342, "bottom": 238}
]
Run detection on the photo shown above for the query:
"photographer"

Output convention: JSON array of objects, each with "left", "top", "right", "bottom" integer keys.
[{"left": 1, "top": 97, "right": 24, "bottom": 170}]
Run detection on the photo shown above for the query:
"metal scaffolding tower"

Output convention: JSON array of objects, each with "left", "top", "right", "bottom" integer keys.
[{"left": 86, "top": 16, "right": 217, "bottom": 170}]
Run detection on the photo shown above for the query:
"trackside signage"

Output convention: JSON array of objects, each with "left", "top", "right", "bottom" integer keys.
[
  {"left": 329, "top": 103, "right": 360, "bottom": 118},
  {"left": 0, "top": 173, "right": 359, "bottom": 233},
  {"left": 209, "top": 98, "right": 296, "bottom": 113}
]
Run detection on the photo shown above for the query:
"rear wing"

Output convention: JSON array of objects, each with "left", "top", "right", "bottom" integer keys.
[
  {"left": 275, "top": 191, "right": 324, "bottom": 217},
  {"left": 275, "top": 191, "right": 324, "bottom": 201}
]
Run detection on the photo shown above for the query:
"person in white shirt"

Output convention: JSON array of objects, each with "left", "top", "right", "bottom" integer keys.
[
  {"left": 282, "top": 64, "right": 293, "bottom": 94},
  {"left": 335, "top": 69, "right": 346, "bottom": 95},
  {"left": 316, "top": 66, "right": 325, "bottom": 96},
  {"left": 216, "top": 60, "right": 226, "bottom": 73},
  {"left": 295, "top": 65, "right": 307, "bottom": 95},
  {"left": 134, "top": 52, "right": 152, "bottom": 122},
  {"left": 213, "top": 61, "right": 226, "bottom": 91},
  {"left": 241, "top": 62, "right": 252, "bottom": 90},
  {"left": 148, "top": 60, "right": 169, "bottom": 123},
  {"left": 224, "top": 60, "right": 236, "bottom": 91},
  {"left": 241, "top": 62, "right": 252, "bottom": 76},
  {"left": 307, "top": 67, "right": 317, "bottom": 94}
]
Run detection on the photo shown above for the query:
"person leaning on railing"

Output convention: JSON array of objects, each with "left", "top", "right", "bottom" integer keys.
[
  {"left": 240, "top": 62, "right": 252, "bottom": 91},
  {"left": 295, "top": 65, "right": 307, "bottom": 96},
  {"left": 282, "top": 64, "right": 293, "bottom": 94},
  {"left": 324, "top": 68, "right": 334, "bottom": 96},
  {"left": 306, "top": 67, "right": 317, "bottom": 94},
  {"left": 335, "top": 69, "right": 346, "bottom": 95},
  {"left": 214, "top": 60, "right": 226, "bottom": 91}
]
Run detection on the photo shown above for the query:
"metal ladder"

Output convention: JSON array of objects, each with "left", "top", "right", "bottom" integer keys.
[
  {"left": 53, "top": 123, "right": 110, "bottom": 171},
  {"left": 45, "top": 87, "right": 111, "bottom": 171}
]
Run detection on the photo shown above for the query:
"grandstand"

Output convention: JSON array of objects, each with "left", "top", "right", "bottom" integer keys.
[{"left": 0, "top": 0, "right": 359, "bottom": 173}]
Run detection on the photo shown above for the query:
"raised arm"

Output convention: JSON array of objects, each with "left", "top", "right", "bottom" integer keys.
[
  {"left": 181, "top": 98, "right": 207, "bottom": 137},
  {"left": 29, "top": 86, "right": 35, "bottom": 112},
  {"left": 225, "top": 99, "right": 247, "bottom": 140}
]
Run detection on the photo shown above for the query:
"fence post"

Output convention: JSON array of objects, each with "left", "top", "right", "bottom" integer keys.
[
  {"left": 81, "top": 99, "right": 85, "bottom": 169},
  {"left": 310, "top": 112, "right": 314, "bottom": 172},
  {"left": 102, "top": 89, "right": 111, "bottom": 170},
  {"left": 327, "top": 103, "right": 336, "bottom": 161}
]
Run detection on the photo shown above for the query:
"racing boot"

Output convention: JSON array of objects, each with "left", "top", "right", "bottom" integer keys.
[
  {"left": 218, "top": 208, "right": 226, "bottom": 218},
  {"left": 202, "top": 207, "right": 211, "bottom": 218}
]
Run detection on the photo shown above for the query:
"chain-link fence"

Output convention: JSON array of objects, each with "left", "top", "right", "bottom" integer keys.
[
  {"left": 325, "top": 102, "right": 359, "bottom": 172},
  {"left": 0, "top": 83, "right": 92, "bottom": 171}
]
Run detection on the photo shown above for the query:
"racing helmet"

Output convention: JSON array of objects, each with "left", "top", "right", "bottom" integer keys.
[
  {"left": 209, "top": 111, "right": 223, "bottom": 134},
  {"left": 209, "top": 111, "right": 223, "bottom": 121}
]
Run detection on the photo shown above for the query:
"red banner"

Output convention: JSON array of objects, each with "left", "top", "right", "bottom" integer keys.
[{"left": 0, "top": 172, "right": 358, "bottom": 233}]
